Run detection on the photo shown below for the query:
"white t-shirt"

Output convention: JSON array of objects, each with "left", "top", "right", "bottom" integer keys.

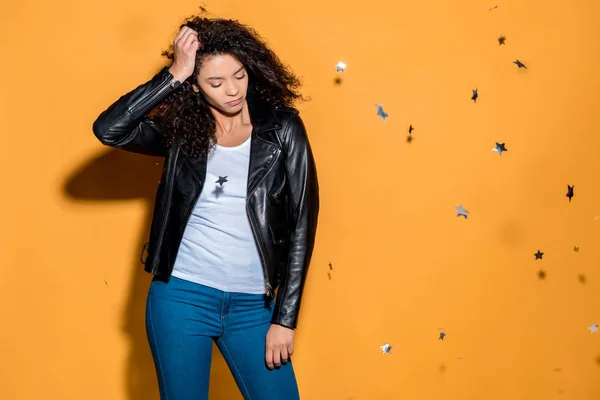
[{"left": 170, "top": 135, "right": 265, "bottom": 294}]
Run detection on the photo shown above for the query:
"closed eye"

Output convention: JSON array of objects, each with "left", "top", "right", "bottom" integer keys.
[{"left": 210, "top": 74, "right": 246, "bottom": 88}]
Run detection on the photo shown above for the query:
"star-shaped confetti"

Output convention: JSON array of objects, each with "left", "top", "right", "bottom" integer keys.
[
  {"left": 439, "top": 332, "right": 446, "bottom": 340},
  {"left": 380, "top": 342, "right": 392, "bottom": 355},
  {"left": 376, "top": 104, "right": 389, "bottom": 121},
  {"left": 513, "top": 59, "right": 527, "bottom": 69},
  {"left": 471, "top": 88, "right": 478, "bottom": 103},
  {"left": 578, "top": 274, "right": 587, "bottom": 284},
  {"left": 454, "top": 204, "right": 469, "bottom": 219},
  {"left": 534, "top": 250, "right": 544, "bottom": 260},
  {"left": 573, "top": 246, "right": 579, "bottom": 252},
  {"left": 588, "top": 324, "right": 598, "bottom": 333},
  {"left": 493, "top": 142, "right": 507, "bottom": 155},
  {"left": 327, "top": 261, "right": 333, "bottom": 280},
  {"left": 216, "top": 176, "right": 228, "bottom": 186},
  {"left": 566, "top": 185, "right": 574, "bottom": 202},
  {"left": 408, "top": 124, "right": 414, "bottom": 134},
  {"left": 498, "top": 35, "right": 506, "bottom": 45},
  {"left": 489, "top": 5, "right": 498, "bottom": 11},
  {"left": 335, "top": 61, "right": 347, "bottom": 72}
]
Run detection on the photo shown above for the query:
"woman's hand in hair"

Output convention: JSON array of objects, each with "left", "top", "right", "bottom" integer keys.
[{"left": 168, "top": 26, "right": 200, "bottom": 82}]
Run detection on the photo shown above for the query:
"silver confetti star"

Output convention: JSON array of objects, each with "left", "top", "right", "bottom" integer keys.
[
  {"left": 380, "top": 342, "right": 392, "bottom": 355},
  {"left": 589, "top": 324, "right": 598, "bottom": 333},
  {"left": 493, "top": 142, "right": 507, "bottom": 155},
  {"left": 376, "top": 104, "right": 389, "bottom": 122},
  {"left": 454, "top": 204, "right": 469, "bottom": 219},
  {"left": 335, "top": 61, "right": 347, "bottom": 72}
]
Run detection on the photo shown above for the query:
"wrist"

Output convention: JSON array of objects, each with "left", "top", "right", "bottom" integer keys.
[{"left": 168, "top": 66, "right": 191, "bottom": 83}]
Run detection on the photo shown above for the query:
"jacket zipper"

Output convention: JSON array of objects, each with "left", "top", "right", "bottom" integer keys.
[
  {"left": 150, "top": 145, "right": 180, "bottom": 271},
  {"left": 247, "top": 208, "right": 273, "bottom": 297},
  {"left": 247, "top": 140, "right": 281, "bottom": 297}
]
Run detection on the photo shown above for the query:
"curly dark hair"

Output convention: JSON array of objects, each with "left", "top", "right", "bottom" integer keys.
[{"left": 147, "top": 12, "right": 306, "bottom": 159}]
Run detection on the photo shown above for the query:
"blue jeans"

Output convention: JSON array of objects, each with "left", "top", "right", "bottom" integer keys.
[{"left": 145, "top": 275, "right": 300, "bottom": 400}]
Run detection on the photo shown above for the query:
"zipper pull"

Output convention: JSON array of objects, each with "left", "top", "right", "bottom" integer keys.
[{"left": 265, "top": 282, "right": 273, "bottom": 297}]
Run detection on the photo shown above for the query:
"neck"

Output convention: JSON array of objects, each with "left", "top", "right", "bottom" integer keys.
[{"left": 210, "top": 99, "right": 251, "bottom": 136}]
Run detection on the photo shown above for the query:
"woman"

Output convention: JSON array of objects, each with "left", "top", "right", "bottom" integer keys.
[{"left": 92, "top": 14, "right": 319, "bottom": 400}]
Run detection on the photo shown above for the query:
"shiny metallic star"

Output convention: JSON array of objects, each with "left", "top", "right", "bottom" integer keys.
[
  {"left": 380, "top": 342, "right": 392, "bottom": 355},
  {"left": 588, "top": 324, "right": 598, "bottom": 333},
  {"left": 376, "top": 104, "right": 389, "bottom": 121},
  {"left": 493, "top": 142, "right": 507, "bottom": 155},
  {"left": 439, "top": 332, "right": 446, "bottom": 340},
  {"left": 454, "top": 204, "right": 469, "bottom": 219},
  {"left": 534, "top": 250, "right": 544, "bottom": 260},
  {"left": 335, "top": 61, "right": 347, "bottom": 72},
  {"left": 216, "top": 176, "right": 228, "bottom": 186}
]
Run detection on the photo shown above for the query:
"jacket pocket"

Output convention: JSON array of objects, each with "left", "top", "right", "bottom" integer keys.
[
  {"left": 270, "top": 173, "right": 287, "bottom": 203},
  {"left": 269, "top": 224, "right": 286, "bottom": 246}
]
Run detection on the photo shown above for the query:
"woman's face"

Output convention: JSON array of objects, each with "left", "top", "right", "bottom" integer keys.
[{"left": 194, "top": 54, "right": 249, "bottom": 114}]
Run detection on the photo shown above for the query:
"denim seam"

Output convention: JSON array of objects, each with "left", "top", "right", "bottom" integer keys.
[
  {"left": 219, "top": 293, "right": 226, "bottom": 336},
  {"left": 148, "top": 294, "right": 170, "bottom": 400},
  {"left": 218, "top": 338, "right": 252, "bottom": 400}
]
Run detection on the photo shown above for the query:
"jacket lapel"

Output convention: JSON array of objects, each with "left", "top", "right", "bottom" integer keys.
[{"left": 246, "top": 93, "right": 283, "bottom": 196}]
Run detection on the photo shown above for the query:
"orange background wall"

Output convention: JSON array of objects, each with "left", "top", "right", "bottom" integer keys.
[{"left": 1, "top": 0, "right": 599, "bottom": 399}]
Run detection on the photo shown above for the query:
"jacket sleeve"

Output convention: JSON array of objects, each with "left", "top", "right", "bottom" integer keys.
[
  {"left": 91, "top": 66, "right": 181, "bottom": 157},
  {"left": 271, "top": 111, "right": 320, "bottom": 329}
]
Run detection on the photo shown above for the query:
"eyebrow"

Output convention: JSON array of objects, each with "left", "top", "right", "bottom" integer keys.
[{"left": 206, "top": 66, "right": 246, "bottom": 81}]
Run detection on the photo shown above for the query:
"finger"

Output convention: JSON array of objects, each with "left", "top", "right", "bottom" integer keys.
[
  {"left": 174, "top": 25, "right": 189, "bottom": 43},
  {"left": 273, "top": 347, "right": 281, "bottom": 367},
  {"left": 265, "top": 347, "right": 274, "bottom": 369},
  {"left": 179, "top": 30, "right": 195, "bottom": 47},
  {"left": 287, "top": 343, "right": 294, "bottom": 357},
  {"left": 280, "top": 347, "right": 289, "bottom": 363},
  {"left": 176, "top": 27, "right": 197, "bottom": 47},
  {"left": 182, "top": 31, "right": 198, "bottom": 49}
]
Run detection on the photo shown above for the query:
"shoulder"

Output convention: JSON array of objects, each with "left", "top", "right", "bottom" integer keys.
[
  {"left": 274, "top": 105, "right": 300, "bottom": 119},
  {"left": 274, "top": 106, "right": 305, "bottom": 136},
  {"left": 273, "top": 106, "right": 310, "bottom": 152}
]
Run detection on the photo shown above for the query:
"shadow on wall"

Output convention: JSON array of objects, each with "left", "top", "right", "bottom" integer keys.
[{"left": 63, "top": 148, "right": 242, "bottom": 400}]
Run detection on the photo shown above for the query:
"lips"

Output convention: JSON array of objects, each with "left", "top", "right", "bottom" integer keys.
[{"left": 226, "top": 97, "right": 242, "bottom": 105}]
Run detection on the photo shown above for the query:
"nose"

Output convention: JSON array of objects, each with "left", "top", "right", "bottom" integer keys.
[{"left": 225, "top": 80, "right": 239, "bottom": 97}]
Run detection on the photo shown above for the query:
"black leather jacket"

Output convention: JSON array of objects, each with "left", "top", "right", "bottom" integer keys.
[{"left": 92, "top": 66, "right": 319, "bottom": 329}]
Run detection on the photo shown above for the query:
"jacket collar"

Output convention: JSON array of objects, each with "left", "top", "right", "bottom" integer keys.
[{"left": 246, "top": 92, "right": 282, "bottom": 136}]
